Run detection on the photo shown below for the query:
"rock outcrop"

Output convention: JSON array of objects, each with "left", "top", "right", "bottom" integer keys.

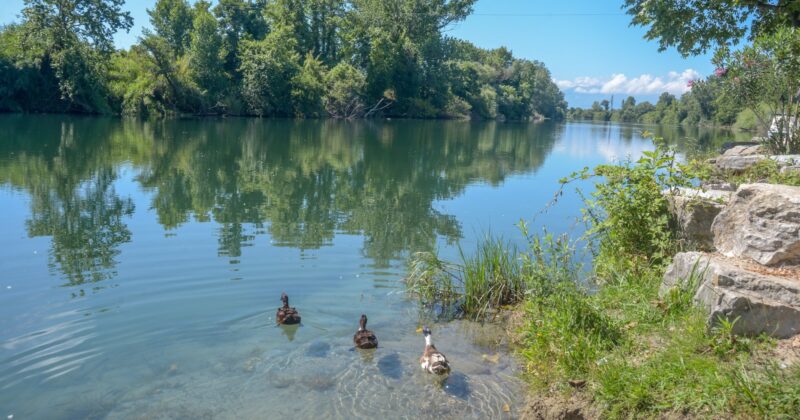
[
  {"left": 662, "top": 252, "right": 800, "bottom": 338},
  {"left": 781, "top": 165, "right": 800, "bottom": 175},
  {"left": 710, "top": 155, "right": 765, "bottom": 172},
  {"left": 723, "top": 145, "right": 764, "bottom": 156},
  {"left": 710, "top": 153, "right": 800, "bottom": 173},
  {"left": 712, "top": 183, "right": 800, "bottom": 267},
  {"left": 665, "top": 188, "right": 732, "bottom": 250}
]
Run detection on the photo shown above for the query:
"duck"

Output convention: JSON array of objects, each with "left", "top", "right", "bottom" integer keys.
[
  {"left": 353, "top": 314, "right": 378, "bottom": 349},
  {"left": 419, "top": 325, "right": 450, "bottom": 375},
  {"left": 276, "top": 293, "right": 301, "bottom": 325}
]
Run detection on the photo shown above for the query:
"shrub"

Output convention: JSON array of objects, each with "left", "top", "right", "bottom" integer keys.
[{"left": 562, "top": 138, "right": 690, "bottom": 278}]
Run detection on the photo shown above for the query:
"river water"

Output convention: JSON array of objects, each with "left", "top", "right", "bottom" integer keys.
[{"left": 0, "top": 116, "right": 746, "bottom": 419}]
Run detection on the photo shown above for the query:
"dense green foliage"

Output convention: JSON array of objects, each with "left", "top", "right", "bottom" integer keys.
[
  {"left": 623, "top": 0, "right": 800, "bottom": 56},
  {"left": 715, "top": 27, "right": 800, "bottom": 153},
  {"left": 0, "top": 0, "right": 566, "bottom": 120},
  {"left": 0, "top": 0, "right": 132, "bottom": 113}
]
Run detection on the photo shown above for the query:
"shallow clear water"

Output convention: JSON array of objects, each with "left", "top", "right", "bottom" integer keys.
[{"left": 0, "top": 116, "right": 745, "bottom": 419}]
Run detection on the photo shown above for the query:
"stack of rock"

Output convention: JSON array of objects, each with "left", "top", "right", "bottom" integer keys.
[{"left": 662, "top": 182, "right": 800, "bottom": 337}]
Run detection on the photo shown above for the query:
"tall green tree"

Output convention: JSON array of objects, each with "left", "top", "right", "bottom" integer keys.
[
  {"left": 22, "top": 0, "right": 132, "bottom": 54},
  {"left": 20, "top": 0, "right": 133, "bottom": 112},
  {"left": 239, "top": 25, "right": 301, "bottom": 116},
  {"left": 189, "top": 1, "right": 227, "bottom": 104},
  {"left": 148, "top": 0, "right": 194, "bottom": 56},
  {"left": 213, "top": 0, "right": 268, "bottom": 75},
  {"left": 291, "top": 53, "right": 327, "bottom": 117}
]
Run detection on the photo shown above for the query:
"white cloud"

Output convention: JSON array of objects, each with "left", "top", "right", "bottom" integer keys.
[{"left": 555, "top": 69, "right": 701, "bottom": 96}]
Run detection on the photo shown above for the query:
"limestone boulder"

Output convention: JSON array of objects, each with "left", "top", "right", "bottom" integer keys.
[
  {"left": 665, "top": 188, "right": 732, "bottom": 251},
  {"left": 700, "top": 181, "right": 736, "bottom": 192},
  {"left": 723, "top": 144, "right": 764, "bottom": 157},
  {"left": 711, "top": 154, "right": 766, "bottom": 172},
  {"left": 720, "top": 141, "right": 761, "bottom": 155},
  {"left": 774, "top": 155, "right": 800, "bottom": 167},
  {"left": 662, "top": 252, "right": 800, "bottom": 338},
  {"left": 712, "top": 183, "right": 800, "bottom": 267}
]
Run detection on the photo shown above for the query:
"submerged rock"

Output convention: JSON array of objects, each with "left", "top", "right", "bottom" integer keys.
[
  {"left": 665, "top": 188, "right": 732, "bottom": 251},
  {"left": 662, "top": 252, "right": 800, "bottom": 338},
  {"left": 305, "top": 341, "right": 331, "bottom": 358},
  {"left": 712, "top": 183, "right": 800, "bottom": 267}
]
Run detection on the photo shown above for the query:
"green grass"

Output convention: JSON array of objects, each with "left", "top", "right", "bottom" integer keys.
[
  {"left": 408, "top": 139, "right": 800, "bottom": 417},
  {"left": 406, "top": 230, "right": 580, "bottom": 319},
  {"left": 514, "top": 246, "right": 800, "bottom": 418},
  {"left": 461, "top": 238, "right": 525, "bottom": 316}
]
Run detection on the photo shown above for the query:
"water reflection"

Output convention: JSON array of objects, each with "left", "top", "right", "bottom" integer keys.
[
  {"left": 0, "top": 116, "right": 748, "bottom": 419},
  {"left": 0, "top": 116, "right": 563, "bottom": 288}
]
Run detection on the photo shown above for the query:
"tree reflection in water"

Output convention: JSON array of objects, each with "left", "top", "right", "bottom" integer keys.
[{"left": 0, "top": 116, "right": 562, "bottom": 291}]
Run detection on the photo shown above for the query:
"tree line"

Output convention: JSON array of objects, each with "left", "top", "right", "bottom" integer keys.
[
  {"left": 0, "top": 0, "right": 567, "bottom": 120},
  {"left": 566, "top": 75, "right": 749, "bottom": 128}
]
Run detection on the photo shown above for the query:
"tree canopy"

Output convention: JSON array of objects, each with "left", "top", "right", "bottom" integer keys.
[
  {"left": 624, "top": 0, "right": 800, "bottom": 56},
  {"left": 0, "top": 0, "right": 567, "bottom": 120}
]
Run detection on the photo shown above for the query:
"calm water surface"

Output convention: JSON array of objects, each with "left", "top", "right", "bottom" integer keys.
[{"left": 0, "top": 116, "right": 745, "bottom": 419}]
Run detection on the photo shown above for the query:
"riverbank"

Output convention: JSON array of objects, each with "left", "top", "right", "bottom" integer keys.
[{"left": 408, "top": 138, "right": 800, "bottom": 418}]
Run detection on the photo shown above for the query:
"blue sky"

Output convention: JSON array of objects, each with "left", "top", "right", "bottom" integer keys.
[{"left": 0, "top": 0, "right": 715, "bottom": 107}]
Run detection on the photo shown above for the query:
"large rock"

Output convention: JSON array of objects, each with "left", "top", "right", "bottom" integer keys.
[
  {"left": 720, "top": 141, "right": 761, "bottom": 155},
  {"left": 711, "top": 154, "right": 766, "bottom": 172},
  {"left": 665, "top": 188, "right": 732, "bottom": 251},
  {"left": 710, "top": 154, "right": 800, "bottom": 173},
  {"left": 712, "top": 183, "right": 800, "bottom": 267},
  {"left": 723, "top": 144, "right": 764, "bottom": 156},
  {"left": 662, "top": 252, "right": 800, "bottom": 338}
]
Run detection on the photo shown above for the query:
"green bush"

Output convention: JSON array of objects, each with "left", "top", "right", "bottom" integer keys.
[{"left": 562, "top": 138, "right": 690, "bottom": 278}]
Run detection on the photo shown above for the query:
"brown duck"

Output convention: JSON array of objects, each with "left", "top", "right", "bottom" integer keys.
[
  {"left": 276, "top": 293, "right": 301, "bottom": 325},
  {"left": 353, "top": 314, "right": 378, "bottom": 349},
  {"left": 420, "top": 326, "right": 450, "bottom": 375}
]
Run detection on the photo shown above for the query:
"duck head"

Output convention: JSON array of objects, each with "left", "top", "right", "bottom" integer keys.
[
  {"left": 359, "top": 314, "right": 368, "bottom": 331},
  {"left": 422, "top": 325, "right": 433, "bottom": 345},
  {"left": 280, "top": 292, "right": 289, "bottom": 307}
]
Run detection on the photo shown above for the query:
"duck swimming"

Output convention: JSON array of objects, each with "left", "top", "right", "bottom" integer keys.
[
  {"left": 353, "top": 314, "right": 378, "bottom": 349},
  {"left": 420, "top": 326, "right": 450, "bottom": 375},
  {"left": 276, "top": 293, "right": 301, "bottom": 325}
]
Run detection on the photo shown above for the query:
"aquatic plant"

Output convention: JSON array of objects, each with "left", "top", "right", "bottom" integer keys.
[{"left": 407, "top": 230, "right": 582, "bottom": 319}]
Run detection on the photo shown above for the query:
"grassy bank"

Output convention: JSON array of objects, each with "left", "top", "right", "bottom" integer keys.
[{"left": 407, "top": 139, "right": 800, "bottom": 418}]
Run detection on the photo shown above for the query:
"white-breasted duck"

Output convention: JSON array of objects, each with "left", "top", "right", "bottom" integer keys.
[
  {"left": 419, "top": 325, "right": 450, "bottom": 375},
  {"left": 276, "top": 293, "right": 301, "bottom": 325},
  {"left": 353, "top": 314, "right": 378, "bottom": 349}
]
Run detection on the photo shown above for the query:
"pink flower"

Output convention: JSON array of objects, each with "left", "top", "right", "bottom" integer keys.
[
  {"left": 714, "top": 67, "right": 727, "bottom": 77},
  {"left": 687, "top": 80, "right": 696, "bottom": 88}
]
